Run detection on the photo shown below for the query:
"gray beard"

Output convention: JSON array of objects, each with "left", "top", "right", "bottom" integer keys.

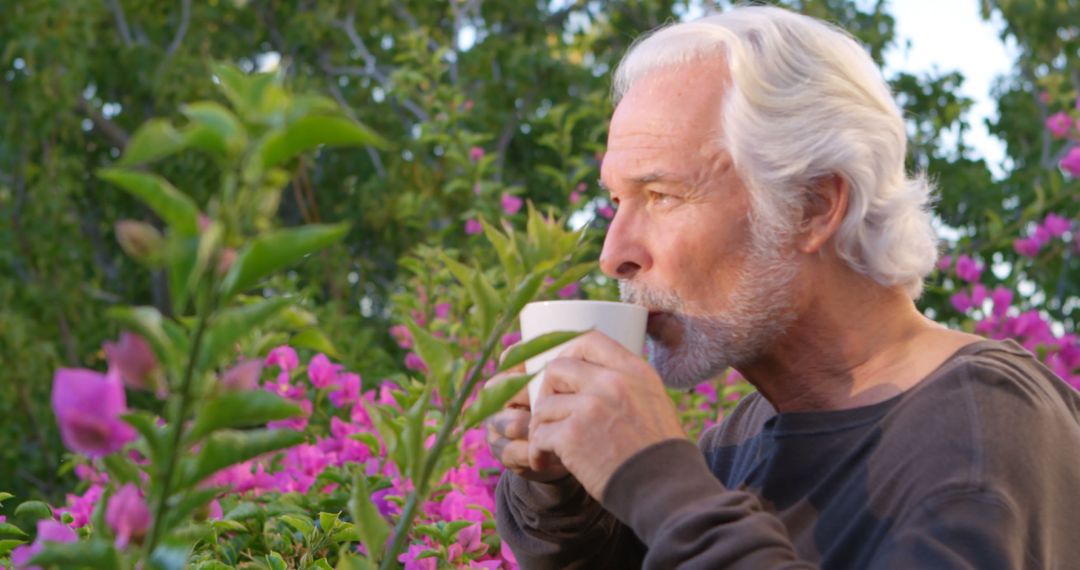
[{"left": 620, "top": 239, "right": 798, "bottom": 389}]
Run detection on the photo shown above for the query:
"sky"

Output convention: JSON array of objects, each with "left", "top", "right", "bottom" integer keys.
[{"left": 884, "top": 0, "right": 1019, "bottom": 178}]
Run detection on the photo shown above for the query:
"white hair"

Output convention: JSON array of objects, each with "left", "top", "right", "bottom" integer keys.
[{"left": 612, "top": 5, "right": 938, "bottom": 298}]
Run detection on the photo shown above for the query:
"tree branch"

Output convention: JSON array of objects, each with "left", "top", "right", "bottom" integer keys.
[
  {"left": 106, "top": 0, "right": 134, "bottom": 47},
  {"left": 75, "top": 97, "right": 130, "bottom": 148},
  {"left": 324, "top": 76, "right": 387, "bottom": 178},
  {"left": 328, "top": 17, "right": 431, "bottom": 122},
  {"left": 165, "top": 0, "right": 192, "bottom": 56}
]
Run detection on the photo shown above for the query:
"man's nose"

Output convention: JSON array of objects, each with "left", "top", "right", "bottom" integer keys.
[{"left": 598, "top": 208, "right": 652, "bottom": 280}]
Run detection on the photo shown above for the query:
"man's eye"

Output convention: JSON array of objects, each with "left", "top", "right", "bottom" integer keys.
[{"left": 649, "top": 191, "right": 677, "bottom": 205}]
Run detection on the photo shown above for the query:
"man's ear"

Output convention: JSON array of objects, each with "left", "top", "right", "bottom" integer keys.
[{"left": 798, "top": 174, "right": 849, "bottom": 254}]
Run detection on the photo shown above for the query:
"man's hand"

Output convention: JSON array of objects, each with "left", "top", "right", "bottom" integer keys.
[
  {"left": 485, "top": 362, "right": 571, "bottom": 484},
  {"left": 528, "top": 330, "right": 687, "bottom": 500}
]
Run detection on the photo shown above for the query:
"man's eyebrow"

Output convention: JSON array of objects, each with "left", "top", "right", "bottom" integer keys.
[{"left": 598, "top": 171, "right": 687, "bottom": 193}]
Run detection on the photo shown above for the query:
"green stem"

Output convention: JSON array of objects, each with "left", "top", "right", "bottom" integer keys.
[
  {"left": 379, "top": 315, "right": 512, "bottom": 569},
  {"left": 144, "top": 280, "right": 218, "bottom": 555}
]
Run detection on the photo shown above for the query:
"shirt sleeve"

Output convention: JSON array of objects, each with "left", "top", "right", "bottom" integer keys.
[
  {"left": 495, "top": 470, "right": 646, "bottom": 569},
  {"left": 601, "top": 438, "right": 815, "bottom": 570},
  {"left": 868, "top": 486, "right": 1026, "bottom": 569}
]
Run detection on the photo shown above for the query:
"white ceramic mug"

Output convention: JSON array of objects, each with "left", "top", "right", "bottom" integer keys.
[{"left": 518, "top": 300, "right": 648, "bottom": 405}]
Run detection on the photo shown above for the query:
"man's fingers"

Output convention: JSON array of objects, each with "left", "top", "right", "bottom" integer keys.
[
  {"left": 540, "top": 356, "right": 613, "bottom": 398},
  {"left": 487, "top": 409, "right": 530, "bottom": 440},
  {"left": 557, "top": 329, "right": 643, "bottom": 373}
]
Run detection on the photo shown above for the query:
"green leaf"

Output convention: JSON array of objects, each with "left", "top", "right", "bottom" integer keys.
[
  {"left": 349, "top": 473, "right": 390, "bottom": 564},
  {"left": 188, "top": 390, "right": 302, "bottom": 442},
  {"left": 179, "top": 429, "right": 304, "bottom": 489},
  {"left": 211, "top": 519, "right": 248, "bottom": 533},
  {"left": 103, "top": 453, "right": 143, "bottom": 486},
  {"left": 482, "top": 219, "right": 523, "bottom": 284},
  {"left": 330, "top": 522, "right": 361, "bottom": 543},
  {"left": 498, "top": 330, "right": 586, "bottom": 373},
  {"left": 318, "top": 511, "right": 340, "bottom": 533},
  {"left": 0, "top": 539, "right": 26, "bottom": 556},
  {"left": 121, "top": 411, "right": 164, "bottom": 464},
  {"left": 163, "top": 486, "right": 228, "bottom": 533},
  {"left": 472, "top": 271, "right": 503, "bottom": 338},
  {"left": 462, "top": 372, "right": 536, "bottom": 429},
  {"left": 0, "top": 522, "right": 28, "bottom": 539},
  {"left": 542, "top": 262, "right": 596, "bottom": 297},
  {"left": 266, "top": 552, "right": 288, "bottom": 570},
  {"left": 167, "top": 234, "right": 199, "bottom": 314},
  {"left": 505, "top": 273, "right": 547, "bottom": 319},
  {"left": 98, "top": 168, "right": 200, "bottom": 235},
  {"left": 400, "top": 388, "right": 430, "bottom": 480},
  {"left": 220, "top": 223, "right": 350, "bottom": 297},
  {"left": 404, "top": 321, "right": 453, "bottom": 380},
  {"left": 259, "top": 116, "right": 387, "bottom": 169},
  {"left": 336, "top": 552, "right": 376, "bottom": 570},
  {"left": 27, "top": 538, "right": 119, "bottom": 569},
  {"left": 280, "top": 514, "right": 315, "bottom": 539},
  {"left": 181, "top": 101, "right": 246, "bottom": 157},
  {"left": 0, "top": 492, "right": 14, "bottom": 503},
  {"left": 14, "top": 501, "right": 52, "bottom": 524},
  {"left": 211, "top": 62, "right": 276, "bottom": 114},
  {"left": 199, "top": 297, "right": 292, "bottom": 371},
  {"left": 290, "top": 327, "right": 340, "bottom": 359},
  {"left": 117, "top": 118, "right": 186, "bottom": 166}
]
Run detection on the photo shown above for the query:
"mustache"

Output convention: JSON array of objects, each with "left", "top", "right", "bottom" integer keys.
[{"left": 619, "top": 281, "right": 683, "bottom": 312}]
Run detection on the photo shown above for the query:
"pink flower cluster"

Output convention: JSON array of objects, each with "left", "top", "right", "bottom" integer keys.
[
  {"left": 1013, "top": 213, "right": 1073, "bottom": 258},
  {"left": 941, "top": 252, "right": 1080, "bottom": 389},
  {"left": 53, "top": 347, "right": 520, "bottom": 568},
  {"left": 1044, "top": 98, "right": 1080, "bottom": 176}
]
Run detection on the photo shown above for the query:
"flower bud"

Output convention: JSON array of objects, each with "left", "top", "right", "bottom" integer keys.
[
  {"left": 221, "top": 359, "right": 262, "bottom": 391},
  {"left": 104, "top": 332, "right": 162, "bottom": 393},
  {"left": 115, "top": 220, "right": 163, "bottom": 264}
]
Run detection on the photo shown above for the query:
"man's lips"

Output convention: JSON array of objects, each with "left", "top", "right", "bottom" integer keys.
[{"left": 646, "top": 310, "right": 673, "bottom": 339}]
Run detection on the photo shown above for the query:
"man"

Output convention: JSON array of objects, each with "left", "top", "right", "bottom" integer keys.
[{"left": 488, "top": 5, "right": 1080, "bottom": 569}]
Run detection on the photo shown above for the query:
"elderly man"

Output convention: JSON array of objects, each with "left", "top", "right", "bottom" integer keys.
[{"left": 488, "top": 5, "right": 1080, "bottom": 569}]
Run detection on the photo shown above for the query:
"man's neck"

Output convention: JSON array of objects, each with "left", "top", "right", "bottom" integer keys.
[{"left": 738, "top": 283, "right": 976, "bottom": 414}]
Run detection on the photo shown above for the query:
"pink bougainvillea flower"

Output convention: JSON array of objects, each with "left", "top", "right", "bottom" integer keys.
[
  {"left": 1045, "top": 111, "right": 1073, "bottom": 139},
  {"left": 105, "top": 483, "right": 151, "bottom": 549},
  {"left": 10, "top": 520, "right": 78, "bottom": 570},
  {"left": 1061, "top": 146, "right": 1080, "bottom": 177},
  {"left": 399, "top": 543, "right": 437, "bottom": 570},
  {"left": 52, "top": 368, "right": 136, "bottom": 457},
  {"left": 1013, "top": 237, "right": 1042, "bottom": 258},
  {"left": 465, "top": 218, "right": 483, "bottom": 235},
  {"left": 434, "top": 303, "right": 452, "bottom": 319},
  {"left": 404, "top": 352, "right": 428, "bottom": 372},
  {"left": 500, "top": 193, "right": 523, "bottom": 215},
  {"left": 265, "top": 345, "right": 299, "bottom": 371},
  {"left": 468, "top": 146, "right": 485, "bottom": 161},
  {"left": 991, "top": 286, "right": 1013, "bottom": 318},
  {"left": 936, "top": 255, "right": 952, "bottom": 271},
  {"left": 307, "top": 353, "right": 342, "bottom": 389},
  {"left": 62, "top": 484, "right": 105, "bottom": 528},
  {"left": 557, "top": 282, "right": 580, "bottom": 299},
  {"left": 221, "top": 359, "right": 262, "bottom": 391},
  {"left": 1032, "top": 224, "right": 1052, "bottom": 247},
  {"left": 501, "top": 331, "right": 521, "bottom": 348},
  {"left": 103, "top": 332, "right": 161, "bottom": 393},
  {"left": 597, "top": 205, "right": 615, "bottom": 220},
  {"left": 970, "top": 283, "right": 988, "bottom": 307},
  {"left": 954, "top": 255, "right": 982, "bottom": 283},
  {"left": 390, "top": 324, "right": 413, "bottom": 349},
  {"left": 329, "top": 372, "right": 361, "bottom": 408},
  {"left": 1043, "top": 213, "right": 1071, "bottom": 237},
  {"left": 950, "top": 291, "right": 972, "bottom": 313}
]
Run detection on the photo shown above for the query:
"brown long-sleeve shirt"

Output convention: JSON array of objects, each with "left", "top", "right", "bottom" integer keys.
[{"left": 496, "top": 339, "right": 1080, "bottom": 569}]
